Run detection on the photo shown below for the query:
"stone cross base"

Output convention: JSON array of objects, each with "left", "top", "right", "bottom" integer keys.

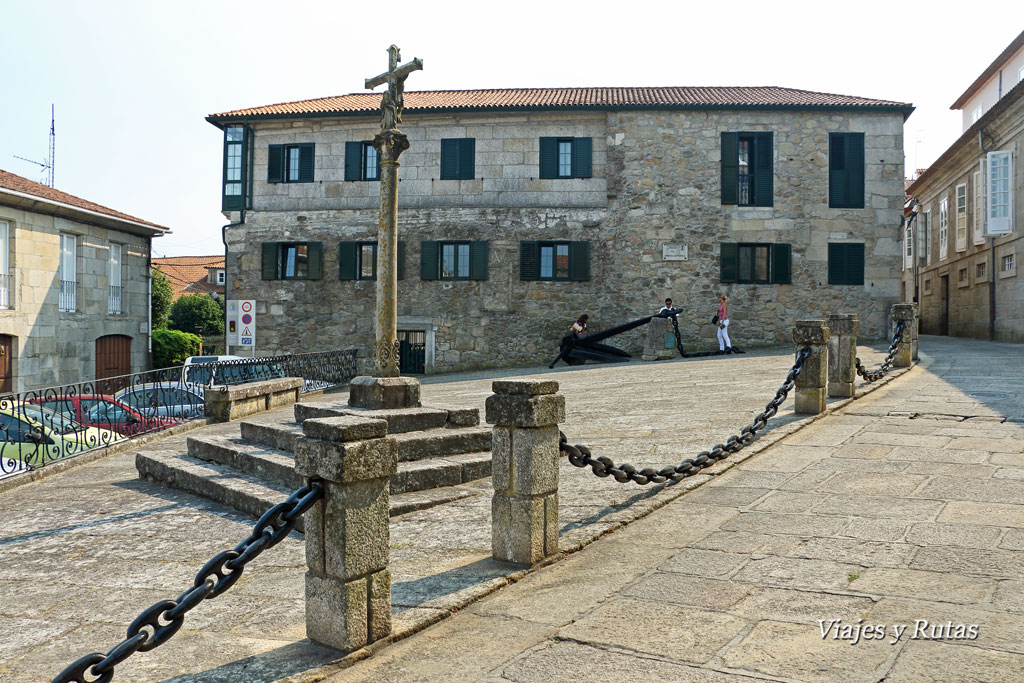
[
  {"left": 642, "top": 317, "right": 677, "bottom": 361},
  {"left": 793, "top": 320, "right": 829, "bottom": 415},
  {"left": 486, "top": 380, "right": 564, "bottom": 566},
  {"left": 348, "top": 375, "right": 422, "bottom": 409},
  {"left": 827, "top": 314, "right": 859, "bottom": 398}
]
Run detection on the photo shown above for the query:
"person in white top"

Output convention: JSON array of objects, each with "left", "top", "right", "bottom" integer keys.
[{"left": 657, "top": 297, "right": 676, "bottom": 315}]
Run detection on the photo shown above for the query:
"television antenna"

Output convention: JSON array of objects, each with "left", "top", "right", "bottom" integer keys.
[{"left": 13, "top": 104, "right": 55, "bottom": 187}]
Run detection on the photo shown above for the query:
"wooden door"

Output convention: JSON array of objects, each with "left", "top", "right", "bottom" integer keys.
[
  {"left": 95, "top": 335, "right": 132, "bottom": 394},
  {"left": 0, "top": 335, "right": 12, "bottom": 394}
]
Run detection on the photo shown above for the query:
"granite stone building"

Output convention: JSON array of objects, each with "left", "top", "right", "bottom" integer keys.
[
  {"left": 903, "top": 30, "right": 1023, "bottom": 341},
  {"left": 207, "top": 86, "right": 912, "bottom": 373},
  {"left": 0, "top": 170, "right": 167, "bottom": 392}
]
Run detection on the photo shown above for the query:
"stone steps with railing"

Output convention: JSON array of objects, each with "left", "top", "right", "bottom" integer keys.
[{"left": 135, "top": 398, "right": 493, "bottom": 520}]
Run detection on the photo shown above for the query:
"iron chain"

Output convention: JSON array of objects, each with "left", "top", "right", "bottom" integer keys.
[
  {"left": 855, "top": 321, "right": 906, "bottom": 383},
  {"left": 560, "top": 347, "right": 811, "bottom": 485},
  {"left": 53, "top": 481, "right": 325, "bottom": 683}
]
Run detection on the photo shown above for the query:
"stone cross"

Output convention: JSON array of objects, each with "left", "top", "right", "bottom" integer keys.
[{"left": 364, "top": 45, "right": 422, "bottom": 378}]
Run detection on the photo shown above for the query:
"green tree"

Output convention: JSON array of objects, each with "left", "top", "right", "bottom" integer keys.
[
  {"left": 169, "top": 293, "right": 225, "bottom": 338},
  {"left": 152, "top": 328, "right": 202, "bottom": 368},
  {"left": 151, "top": 267, "right": 173, "bottom": 329}
]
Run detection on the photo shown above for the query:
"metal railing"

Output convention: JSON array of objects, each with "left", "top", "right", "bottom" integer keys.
[
  {"left": 0, "top": 349, "right": 358, "bottom": 480},
  {"left": 59, "top": 279, "right": 76, "bottom": 312},
  {"left": 108, "top": 285, "right": 122, "bottom": 314}
]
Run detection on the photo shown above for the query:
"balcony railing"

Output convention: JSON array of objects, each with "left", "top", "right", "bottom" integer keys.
[
  {"left": 0, "top": 273, "right": 8, "bottom": 309},
  {"left": 108, "top": 285, "right": 122, "bottom": 314},
  {"left": 59, "top": 279, "right": 76, "bottom": 312}
]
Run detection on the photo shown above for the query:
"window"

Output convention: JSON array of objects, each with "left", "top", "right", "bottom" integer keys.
[
  {"left": 440, "top": 138, "right": 475, "bottom": 180},
  {"left": 958, "top": 267, "right": 969, "bottom": 287},
  {"left": 344, "top": 141, "right": 380, "bottom": 181},
  {"left": 904, "top": 225, "right": 913, "bottom": 270},
  {"left": 109, "top": 243, "right": 122, "bottom": 314},
  {"left": 59, "top": 233, "right": 76, "bottom": 312},
  {"left": 971, "top": 106, "right": 983, "bottom": 124},
  {"left": 987, "top": 150, "right": 1013, "bottom": 235},
  {"left": 828, "top": 133, "right": 865, "bottom": 208},
  {"left": 420, "top": 241, "right": 488, "bottom": 281},
  {"left": 1003, "top": 253, "right": 1016, "bottom": 275},
  {"left": 338, "top": 241, "right": 406, "bottom": 281},
  {"left": 976, "top": 260, "right": 987, "bottom": 280},
  {"left": 0, "top": 220, "right": 8, "bottom": 309},
  {"left": 1019, "top": 65, "right": 1024, "bottom": 85},
  {"left": 719, "top": 243, "right": 792, "bottom": 284},
  {"left": 827, "top": 243, "right": 865, "bottom": 286},
  {"left": 268, "top": 143, "right": 314, "bottom": 183},
  {"left": 939, "top": 197, "right": 949, "bottom": 260},
  {"left": 216, "top": 270, "right": 225, "bottom": 285},
  {"left": 260, "top": 242, "right": 324, "bottom": 280},
  {"left": 921, "top": 211, "right": 931, "bottom": 265},
  {"left": 520, "top": 241, "right": 590, "bottom": 281},
  {"left": 955, "top": 183, "right": 968, "bottom": 252},
  {"left": 539, "top": 137, "right": 592, "bottom": 179},
  {"left": 973, "top": 163, "right": 986, "bottom": 245},
  {"left": 721, "top": 132, "right": 773, "bottom": 206},
  {"left": 221, "top": 124, "right": 247, "bottom": 211},
  {"left": 924, "top": 278, "right": 932, "bottom": 294}
]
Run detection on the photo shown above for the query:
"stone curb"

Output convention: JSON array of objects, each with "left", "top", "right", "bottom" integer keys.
[
  {"left": 280, "top": 363, "right": 914, "bottom": 682},
  {"left": 0, "top": 418, "right": 212, "bottom": 496}
]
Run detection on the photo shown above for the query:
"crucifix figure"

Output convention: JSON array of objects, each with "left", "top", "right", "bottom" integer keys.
[{"left": 364, "top": 45, "right": 422, "bottom": 378}]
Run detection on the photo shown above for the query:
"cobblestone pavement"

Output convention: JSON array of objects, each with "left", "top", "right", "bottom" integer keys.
[
  {"left": 323, "top": 335, "right": 1024, "bottom": 683},
  {"left": 0, "top": 342, "right": 899, "bottom": 682}
]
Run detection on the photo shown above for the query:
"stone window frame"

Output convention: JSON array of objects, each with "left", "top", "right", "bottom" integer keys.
[
  {"left": 955, "top": 183, "right": 968, "bottom": 252},
  {"left": 957, "top": 264, "right": 970, "bottom": 289},
  {"left": 974, "top": 255, "right": 988, "bottom": 284},
  {"left": 923, "top": 276, "right": 933, "bottom": 296},
  {"left": 998, "top": 247, "right": 1016, "bottom": 279}
]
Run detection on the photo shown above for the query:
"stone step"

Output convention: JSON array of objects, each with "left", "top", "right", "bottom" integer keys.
[
  {"left": 294, "top": 402, "right": 479, "bottom": 433},
  {"left": 187, "top": 434, "right": 303, "bottom": 489},
  {"left": 392, "top": 451, "right": 492, "bottom": 494},
  {"left": 394, "top": 426, "right": 492, "bottom": 462},
  {"left": 136, "top": 450, "right": 481, "bottom": 523},
  {"left": 238, "top": 417, "right": 304, "bottom": 452}
]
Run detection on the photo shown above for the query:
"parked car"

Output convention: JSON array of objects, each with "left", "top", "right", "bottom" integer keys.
[
  {"left": 0, "top": 404, "right": 122, "bottom": 466},
  {"left": 114, "top": 384, "right": 205, "bottom": 420},
  {"left": 28, "top": 394, "right": 176, "bottom": 436},
  {"left": 182, "top": 355, "right": 285, "bottom": 390}
]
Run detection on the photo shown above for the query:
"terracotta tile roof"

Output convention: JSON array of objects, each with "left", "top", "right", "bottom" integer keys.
[
  {"left": 0, "top": 168, "right": 168, "bottom": 231},
  {"left": 153, "top": 256, "right": 225, "bottom": 300},
  {"left": 209, "top": 86, "right": 913, "bottom": 120},
  {"left": 950, "top": 29, "right": 1024, "bottom": 110}
]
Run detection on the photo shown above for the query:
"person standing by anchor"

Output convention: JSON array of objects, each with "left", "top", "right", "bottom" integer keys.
[
  {"left": 549, "top": 314, "right": 589, "bottom": 368},
  {"left": 657, "top": 298, "right": 676, "bottom": 316},
  {"left": 571, "top": 314, "right": 589, "bottom": 339},
  {"left": 715, "top": 294, "right": 732, "bottom": 354}
]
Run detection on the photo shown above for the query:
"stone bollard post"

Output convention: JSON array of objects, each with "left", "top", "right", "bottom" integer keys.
[
  {"left": 294, "top": 415, "right": 397, "bottom": 652},
  {"left": 892, "top": 303, "right": 918, "bottom": 366},
  {"left": 793, "top": 320, "right": 829, "bottom": 415},
  {"left": 486, "top": 380, "right": 564, "bottom": 566},
  {"left": 827, "top": 314, "right": 859, "bottom": 398}
]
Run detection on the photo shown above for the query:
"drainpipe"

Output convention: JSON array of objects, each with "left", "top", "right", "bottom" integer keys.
[{"left": 979, "top": 131, "right": 996, "bottom": 340}]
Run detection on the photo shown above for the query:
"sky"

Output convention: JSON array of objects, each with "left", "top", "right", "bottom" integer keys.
[{"left": 1, "top": 1, "right": 1019, "bottom": 257}]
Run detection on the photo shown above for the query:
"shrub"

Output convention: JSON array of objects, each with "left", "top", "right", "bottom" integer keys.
[
  {"left": 152, "top": 328, "right": 202, "bottom": 368},
  {"left": 151, "top": 268, "right": 173, "bottom": 329},
  {"left": 170, "top": 294, "right": 225, "bottom": 338}
]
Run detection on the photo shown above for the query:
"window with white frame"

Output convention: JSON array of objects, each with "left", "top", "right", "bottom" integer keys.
[
  {"left": 0, "top": 220, "right": 8, "bottom": 309},
  {"left": 1003, "top": 253, "right": 1016, "bottom": 275},
  {"left": 955, "top": 183, "right": 968, "bottom": 251},
  {"left": 108, "top": 243, "right": 122, "bottom": 314},
  {"left": 971, "top": 106, "right": 983, "bottom": 123},
  {"left": 987, "top": 150, "right": 1014, "bottom": 235},
  {"left": 973, "top": 161, "right": 986, "bottom": 245},
  {"left": 904, "top": 224, "right": 913, "bottom": 270},
  {"left": 939, "top": 197, "right": 949, "bottom": 260},
  {"left": 922, "top": 210, "right": 931, "bottom": 265},
  {"left": 59, "top": 233, "right": 77, "bottom": 312},
  {"left": 1019, "top": 64, "right": 1024, "bottom": 85},
  {"left": 216, "top": 269, "right": 225, "bottom": 285}
]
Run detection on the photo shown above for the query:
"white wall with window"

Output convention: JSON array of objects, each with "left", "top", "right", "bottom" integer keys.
[
  {"left": 0, "top": 220, "right": 9, "bottom": 309},
  {"left": 108, "top": 243, "right": 122, "bottom": 314},
  {"left": 59, "top": 233, "right": 77, "bottom": 312},
  {"left": 938, "top": 197, "right": 949, "bottom": 260}
]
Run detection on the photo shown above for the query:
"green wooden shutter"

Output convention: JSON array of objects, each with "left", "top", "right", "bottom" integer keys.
[
  {"left": 828, "top": 243, "right": 864, "bottom": 285},
  {"left": 460, "top": 138, "right": 475, "bottom": 179},
  {"left": 539, "top": 137, "right": 558, "bottom": 179},
  {"left": 720, "top": 242, "right": 739, "bottom": 283},
  {"left": 267, "top": 145, "right": 284, "bottom": 183},
  {"left": 298, "top": 143, "right": 315, "bottom": 182},
  {"left": 307, "top": 242, "right": 323, "bottom": 280},
  {"left": 440, "top": 139, "right": 458, "bottom": 179},
  {"left": 469, "top": 241, "right": 489, "bottom": 280},
  {"left": 570, "top": 241, "right": 590, "bottom": 281},
  {"left": 344, "top": 141, "right": 362, "bottom": 181},
  {"left": 846, "top": 133, "right": 865, "bottom": 209},
  {"left": 420, "top": 240, "right": 439, "bottom": 280},
  {"left": 261, "top": 243, "right": 278, "bottom": 280},
  {"left": 520, "top": 241, "right": 539, "bottom": 280},
  {"left": 398, "top": 241, "right": 406, "bottom": 281},
  {"left": 770, "top": 243, "right": 791, "bottom": 284},
  {"left": 721, "top": 133, "right": 739, "bottom": 204},
  {"left": 849, "top": 243, "right": 865, "bottom": 285},
  {"left": 572, "top": 137, "right": 592, "bottom": 178},
  {"left": 829, "top": 134, "right": 847, "bottom": 207},
  {"left": 754, "top": 132, "right": 773, "bottom": 207},
  {"left": 338, "top": 242, "right": 357, "bottom": 280}
]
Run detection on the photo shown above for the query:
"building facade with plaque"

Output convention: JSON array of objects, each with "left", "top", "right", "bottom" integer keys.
[{"left": 208, "top": 86, "right": 911, "bottom": 373}]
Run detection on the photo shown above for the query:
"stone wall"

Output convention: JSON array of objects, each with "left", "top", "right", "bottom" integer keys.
[
  {"left": 227, "top": 107, "right": 905, "bottom": 372},
  {"left": 0, "top": 206, "right": 151, "bottom": 392}
]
